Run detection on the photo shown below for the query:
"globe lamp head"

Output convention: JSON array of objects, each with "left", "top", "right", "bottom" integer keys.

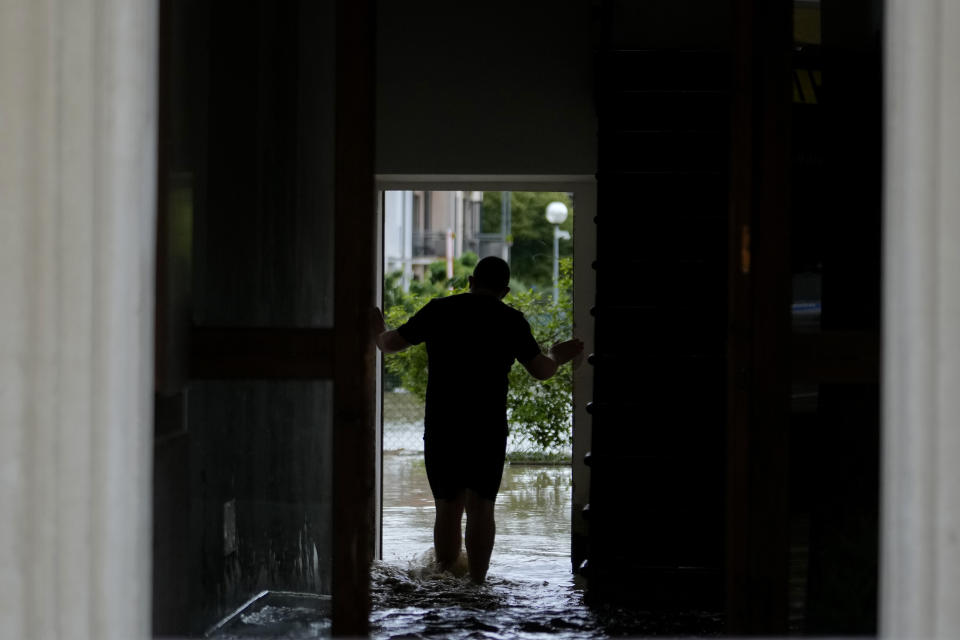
[{"left": 545, "top": 201, "right": 568, "bottom": 225}]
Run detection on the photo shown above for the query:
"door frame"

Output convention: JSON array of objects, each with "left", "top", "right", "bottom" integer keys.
[{"left": 374, "top": 174, "right": 596, "bottom": 572}]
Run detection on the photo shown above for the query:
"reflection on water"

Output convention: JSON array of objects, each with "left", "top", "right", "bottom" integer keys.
[
  {"left": 371, "top": 562, "right": 598, "bottom": 639},
  {"left": 207, "top": 591, "right": 331, "bottom": 638}
]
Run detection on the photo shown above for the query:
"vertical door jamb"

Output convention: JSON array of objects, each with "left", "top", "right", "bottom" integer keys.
[
  {"left": 726, "top": 0, "right": 793, "bottom": 633},
  {"left": 332, "top": 0, "right": 377, "bottom": 635},
  {"left": 374, "top": 174, "right": 596, "bottom": 576}
]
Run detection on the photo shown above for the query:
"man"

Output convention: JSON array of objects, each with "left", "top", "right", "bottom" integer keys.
[{"left": 372, "top": 256, "right": 583, "bottom": 583}]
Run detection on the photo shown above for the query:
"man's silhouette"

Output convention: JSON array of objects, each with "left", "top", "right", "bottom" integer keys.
[{"left": 373, "top": 256, "right": 583, "bottom": 583}]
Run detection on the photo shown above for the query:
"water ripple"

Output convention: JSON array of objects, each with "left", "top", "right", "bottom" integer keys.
[{"left": 370, "top": 554, "right": 603, "bottom": 640}]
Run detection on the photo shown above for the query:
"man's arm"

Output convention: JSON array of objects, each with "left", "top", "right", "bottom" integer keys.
[
  {"left": 521, "top": 338, "right": 584, "bottom": 380},
  {"left": 378, "top": 329, "right": 412, "bottom": 353},
  {"left": 371, "top": 307, "right": 413, "bottom": 354}
]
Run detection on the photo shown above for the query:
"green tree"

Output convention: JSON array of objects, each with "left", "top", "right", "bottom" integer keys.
[
  {"left": 383, "top": 257, "right": 575, "bottom": 455},
  {"left": 482, "top": 191, "right": 573, "bottom": 291}
]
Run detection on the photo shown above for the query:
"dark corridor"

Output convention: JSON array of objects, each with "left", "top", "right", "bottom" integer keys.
[{"left": 152, "top": 0, "right": 883, "bottom": 637}]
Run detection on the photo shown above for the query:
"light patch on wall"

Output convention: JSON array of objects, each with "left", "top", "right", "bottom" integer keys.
[
  {"left": 223, "top": 499, "right": 237, "bottom": 556},
  {"left": 794, "top": 3, "right": 821, "bottom": 45}
]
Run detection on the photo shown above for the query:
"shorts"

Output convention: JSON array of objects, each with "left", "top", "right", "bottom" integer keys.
[{"left": 423, "top": 431, "right": 508, "bottom": 502}]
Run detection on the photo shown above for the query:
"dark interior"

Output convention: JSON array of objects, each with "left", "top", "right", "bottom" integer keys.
[{"left": 153, "top": 0, "right": 882, "bottom": 636}]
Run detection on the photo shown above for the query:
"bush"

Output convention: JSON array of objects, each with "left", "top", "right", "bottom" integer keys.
[{"left": 383, "top": 256, "right": 574, "bottom": 453}]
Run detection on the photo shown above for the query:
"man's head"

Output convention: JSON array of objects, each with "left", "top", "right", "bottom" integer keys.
[{"left": 469, "top": 256, "right": 511, "bottom": 299}]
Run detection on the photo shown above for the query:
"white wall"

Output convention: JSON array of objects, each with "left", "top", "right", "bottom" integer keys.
[
  {"left": 383, "top": 190, "right": 414, "bottom": 288},
  {"left": 376, "top": 0, "right": 596, "bottom": 176},
  {"left": 0, "top": 1, "right": 157, "bottom": 638}
]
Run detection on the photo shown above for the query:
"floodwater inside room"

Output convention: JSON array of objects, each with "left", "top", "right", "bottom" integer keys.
[
  {"left": 209, "top": 453, "right": 598, "bottom": 639},
  {"left": 372, "top": 452, "right": 723, "bottom": 639},
  {"left": 373, "top": 451, "right": 594, "bottom": 639},
  {"left": 207, "top": 448, "right": 723, "bottom": 639}
]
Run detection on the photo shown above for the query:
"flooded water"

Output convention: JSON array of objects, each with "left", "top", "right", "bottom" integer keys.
[
  {"left": 210, "top": 451, "right": 723, "bottom": 638},
  {"left": 373, "top": 453, "right": 723, "bottom": 639},
  {"left": 373, "top": 452, "right": 594, "bottom": 639}
]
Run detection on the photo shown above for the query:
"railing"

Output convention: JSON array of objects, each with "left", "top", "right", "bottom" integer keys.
[
  {"left": 383, "top": 389, "right": 570, "bottom": 462},
  {"left": 411, "top": 231, "right": 448, "bottom": 258},
  {"left": 411, "top": 231, "right": 507, "bottom": 261}
]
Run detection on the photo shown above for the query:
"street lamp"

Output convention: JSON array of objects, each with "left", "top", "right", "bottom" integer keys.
[{"left": 545, "top": 201, "right": 570, "bottom": 303}]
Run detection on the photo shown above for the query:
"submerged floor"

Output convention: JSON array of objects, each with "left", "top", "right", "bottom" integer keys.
[
  {"left": 211, "top": 452, "right": 723, "bottom": 638},
  {"left": 373, "top": 452, "right": 593, "bottom": 638},
  {"left": 373, "top": 453, "right": 723, "bottom": 639}
]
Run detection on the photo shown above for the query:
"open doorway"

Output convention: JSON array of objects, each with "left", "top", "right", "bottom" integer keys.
[{"left": 372, "top": 177, "right": 596, "bottom": 635}]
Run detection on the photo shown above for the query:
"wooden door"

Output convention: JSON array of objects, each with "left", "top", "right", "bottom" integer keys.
[{"left": 153, "top": 1, "right": 377, "bottom": 636}]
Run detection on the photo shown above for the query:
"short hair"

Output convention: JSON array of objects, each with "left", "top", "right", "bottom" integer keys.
[{"left": 472, "top": 256, "right": 511, "bottom": 291}]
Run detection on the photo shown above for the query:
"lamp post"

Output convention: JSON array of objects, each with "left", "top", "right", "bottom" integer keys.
[{"left": 545, "top": 201, "right": 570, "bottom": 303}]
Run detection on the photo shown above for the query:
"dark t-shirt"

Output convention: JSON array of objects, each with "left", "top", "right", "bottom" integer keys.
[{"left": 396, "top": 293, "right": 541, "bottom": 438}]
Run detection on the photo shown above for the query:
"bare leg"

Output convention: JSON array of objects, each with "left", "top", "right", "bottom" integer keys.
[
  {"left": 434, "top": 492, "right": 466, "bottom": 570},
  {"left": 464, "top": 489, "right": 496, "bottom": 583}
]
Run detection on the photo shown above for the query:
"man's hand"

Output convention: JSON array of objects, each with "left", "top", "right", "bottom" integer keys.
[
  {"left": 548, "top": 338, "right": 584, "bottom": 367},
  {"left": 371, "top": 307, "right": 413, "bottom": 354},
  {"left": 522, "top": 337, "right": 585, "bottom": 380}
]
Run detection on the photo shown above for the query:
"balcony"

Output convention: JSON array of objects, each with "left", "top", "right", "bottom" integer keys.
[{"left": 412, "top": 230, "right": 449, "bottom": 258}]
